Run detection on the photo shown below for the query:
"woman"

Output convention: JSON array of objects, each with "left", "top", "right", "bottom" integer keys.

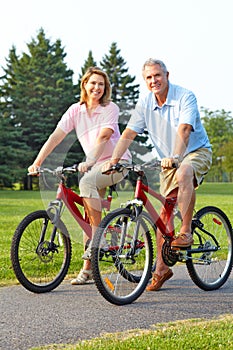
[{"left": 28, "top": 67, "right": 131, "bottom": 285}]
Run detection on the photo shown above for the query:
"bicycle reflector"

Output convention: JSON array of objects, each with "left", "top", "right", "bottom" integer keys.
[
  {"left": 213, "top": 218, "right": 222, "bottom": 225},
  {"left": 104, "top": 277, "right": 114, "bottom": 291}
]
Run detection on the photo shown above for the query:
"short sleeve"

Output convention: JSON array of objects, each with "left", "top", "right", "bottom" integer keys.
[
  {"left": 99, "top": 102, "right": 119, "bottom": 131},
  {"left": 127, "top": 101, "right": 147, "bottom": 134},
  {"left": 179, "top": 92, "right": 198, "bottom": 130},
  {"left": 57, "top": 103, "right": 80, "bottom": 134}
]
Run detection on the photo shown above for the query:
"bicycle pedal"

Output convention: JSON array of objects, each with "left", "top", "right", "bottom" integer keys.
[{"left": 171, "top": 246, "right": 181, "bottom": 251}]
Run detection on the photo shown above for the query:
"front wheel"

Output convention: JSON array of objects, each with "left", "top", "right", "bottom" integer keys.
[
  {"left": 91, "top": 208, "right": 155, "bottom": 305},
  {"left": 186, "top": 206, "right": 233, "bottom": 291},
  {"left": 11, "top": 210, "right": 72, "bottom": 293}
]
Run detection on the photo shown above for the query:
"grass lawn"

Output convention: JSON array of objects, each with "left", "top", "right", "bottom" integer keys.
[
  {"left": 0, "top": 187, "right": 134, "bottom": 286},
  {"left": 0, "top": 182, "right": 233, "bottom": 286},
  {"left": 1, "top": 184, "right": 233, "bottom": 350},
  {"left": 31, "top": 315, "right": 233, "bottom": 350}
]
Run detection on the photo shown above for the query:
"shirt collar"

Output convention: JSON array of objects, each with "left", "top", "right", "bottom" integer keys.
[
  {"left": 153, "top": 82, "right": 176, "bottom": 109},
  {"left": 80, "top": 103, "right": 103, "bottom": 115}
]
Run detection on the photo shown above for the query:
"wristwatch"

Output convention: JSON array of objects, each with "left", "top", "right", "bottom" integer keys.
[{"left": 172, "top": 154, "right": 183, "bottom": 162}]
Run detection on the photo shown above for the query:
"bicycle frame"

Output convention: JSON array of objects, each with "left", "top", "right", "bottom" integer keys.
[
  {"left": 49, "top": 180, "right": 112, "bottom": 240},
  {"left": 133, "top": 175, "right": 177, "bottom": 238}
]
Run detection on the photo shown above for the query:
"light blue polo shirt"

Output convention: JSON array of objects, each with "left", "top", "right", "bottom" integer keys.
[{"left": 127, "top": 82, "right": 211, "bottom": 159}]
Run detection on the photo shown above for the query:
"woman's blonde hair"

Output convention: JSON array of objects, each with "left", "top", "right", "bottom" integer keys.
[{"left": 80, "top": 67, "right": 112, "bottom": 106}]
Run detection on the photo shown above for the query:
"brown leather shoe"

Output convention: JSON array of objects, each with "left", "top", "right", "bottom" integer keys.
[
  {"left": 146, "top": 269, "right": 173, "bottom": 291},
  {"left": 171, "top": 233, "right": 194, "bottom": 248}
]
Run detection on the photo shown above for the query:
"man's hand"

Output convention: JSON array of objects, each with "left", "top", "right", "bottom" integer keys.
[
  {"left": 161, "top": 156, "right": 181, "bottom": 169},
  {"left": 102, "top": 160, "right": 117, "bottom": 175}
]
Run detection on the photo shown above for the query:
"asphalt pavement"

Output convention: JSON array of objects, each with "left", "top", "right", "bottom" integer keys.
[{"left": 1, "top": 264, "right": 233, "bottom": 350}]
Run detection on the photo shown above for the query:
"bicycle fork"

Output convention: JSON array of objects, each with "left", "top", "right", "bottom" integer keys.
[{"left": 36, "top": 200, "right": 63, "bottom": 258}]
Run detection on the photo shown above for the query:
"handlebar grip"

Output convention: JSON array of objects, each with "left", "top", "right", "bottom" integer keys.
[
  {"left": 102, "top": 163, "right": 122, "bottom": 174},
  {"left": 72, "top": 164, "right": 79, "bottom": 171},
  {"left": 172, "top": 162, "right": 179, "bottom": 169},
  {"left": 27, "top": 171, "right": 39, "bottom": 176}
]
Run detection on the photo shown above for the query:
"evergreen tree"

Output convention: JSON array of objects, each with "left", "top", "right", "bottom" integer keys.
[
  {"left": 100, "top": 42, "right": 152, "bottom": 162},
  {"left": 0, "top": 113, "right": 29, "bottom": 188},
  {"left": 76, "top": 51, "right": 97, "bottom": 100},
  {"left": 0, "top": 28, "right": 81, "bottom": 188}
]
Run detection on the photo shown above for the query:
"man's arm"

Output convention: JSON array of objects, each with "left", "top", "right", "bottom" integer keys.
[
  {"left": 161, "top": 123, "right": 192, "bottom": 168},
  {"left": 102, "top": 128, "right": 138, "bottom": 172},
  {"left": 173, "top": 123, "right": 192, "bottom": 158}
]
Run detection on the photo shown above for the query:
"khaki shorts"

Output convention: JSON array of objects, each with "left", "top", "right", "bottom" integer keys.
[
  {"left": 160, "top": 148, "right": 212, "bottom": 197},
  {"left": 79, "top": 159, "right": 129, "bottom": 199}
]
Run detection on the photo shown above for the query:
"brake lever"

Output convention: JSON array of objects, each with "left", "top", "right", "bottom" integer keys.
[{"left": 102, "top": 163, "right": 122, "bottom": 175}]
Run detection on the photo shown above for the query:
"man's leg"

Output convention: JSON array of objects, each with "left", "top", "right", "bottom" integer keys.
[
  {"left": 146, "top": 191, "right": 177, "bottom": 291},
  {"left": 171, "top": 163, "right": 195, "bottom": 247}
]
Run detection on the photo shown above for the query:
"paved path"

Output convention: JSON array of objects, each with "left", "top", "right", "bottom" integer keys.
[{"left": 1, "top": 265, "right": 233, "bottom": 350}]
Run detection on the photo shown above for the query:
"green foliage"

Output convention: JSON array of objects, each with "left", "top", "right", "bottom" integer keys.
[
  {"left": 219, "top": 137, "right": 233, "bottom": 181},
  {"left": 201, "top": 108, "right": 233, "bottom": 182},
  {"left": 100, "top": 42, "right": 153, "bottom": 161},
  {"left": 100, "top": 42, "right": 139, "bottom": 111},
  {"left": 0, "top": 28, "right": 79, "bottom": 188},
  {"left": 1, "top": 28, "right": 232, "bottom": 189},
  {"left": 0, "top": 114, "right": 30, "bottom": 187},
  {"left": 76, "top": 50, "right": 97, "bottom": 100}
]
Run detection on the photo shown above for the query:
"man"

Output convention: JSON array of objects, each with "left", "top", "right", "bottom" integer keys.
[{"left": 102, "top": 58, "right": 212, "bottom": 291}]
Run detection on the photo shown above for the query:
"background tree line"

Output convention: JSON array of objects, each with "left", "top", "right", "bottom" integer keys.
[{"left": 0, "top": 28, "right": 232, "bottom": 189}]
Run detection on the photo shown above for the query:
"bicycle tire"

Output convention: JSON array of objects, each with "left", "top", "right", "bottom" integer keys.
[
  {"left": 186, "top": 206, "right": 233, "bottom": 291},
  {"left": 91, "top": 208, "right": 155, "bottom": 305},
  {"left": 11, "top": 210, "right": 72, "bottom": 293}
]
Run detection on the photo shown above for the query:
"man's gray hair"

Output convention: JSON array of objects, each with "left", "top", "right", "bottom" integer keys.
[{"left": 142, "top": 58, "right": 168, "bottom": 75}]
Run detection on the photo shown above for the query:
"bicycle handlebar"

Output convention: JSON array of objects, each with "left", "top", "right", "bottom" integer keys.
[
  {"left": 102, "top": 160, "right": 162, "bottom": 175},
  {"left": 28, "top": 164, "right": 78, "bottom": 176}
]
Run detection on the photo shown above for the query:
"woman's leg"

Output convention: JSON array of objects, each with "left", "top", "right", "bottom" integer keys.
[{"left": 71, "top": 161, "right": 128, "bottom": 284}]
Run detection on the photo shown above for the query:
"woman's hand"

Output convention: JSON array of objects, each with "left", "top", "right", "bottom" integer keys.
[
  {"left": 78, "top": 158, "right": 96, "bottom": 173},
  {"left": 28, "top": 164, "right": 40, "bottom": 175}
]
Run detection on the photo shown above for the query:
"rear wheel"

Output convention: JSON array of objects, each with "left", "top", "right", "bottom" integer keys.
[
  {"left": 91, "top": 208, "right": 155, "bottom": 305},
  {"left": 186, "top": 206, "right": 233, "bottom": 290},
  {"left": 11, "top": 210, "right": 71, "bottom": 293}
]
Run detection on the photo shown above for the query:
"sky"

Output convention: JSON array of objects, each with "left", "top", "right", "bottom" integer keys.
[{"left": 1, "top": 0, "right": 233, "bottom": 115}]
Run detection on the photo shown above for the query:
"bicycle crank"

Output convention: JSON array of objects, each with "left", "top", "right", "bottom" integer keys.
[{"left": 162, "top": 240, "right": 179, "bottom": 266}]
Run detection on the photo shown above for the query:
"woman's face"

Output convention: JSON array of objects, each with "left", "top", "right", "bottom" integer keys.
[{"left": 84, "top": 73, "right": 105, "bottom": 101}]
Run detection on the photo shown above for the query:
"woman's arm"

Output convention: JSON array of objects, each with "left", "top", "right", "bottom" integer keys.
[
  {"left": 28, "top": 127, "right": 66, "bottom": 173},
  {"left": 78, "top": 127, "right": 114, "bottom": 172}
]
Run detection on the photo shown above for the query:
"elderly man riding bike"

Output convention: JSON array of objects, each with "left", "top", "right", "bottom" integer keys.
[{"left": 102, "top": 58, "right": 212, "bottom": 292}]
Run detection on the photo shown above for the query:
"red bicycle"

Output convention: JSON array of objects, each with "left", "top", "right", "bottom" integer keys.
[
  {"left": 11, "top": 164, "right": 114, "bottom": 293},
  {"left": 91, "top": 162, "right": 233, "bottom": 305}
]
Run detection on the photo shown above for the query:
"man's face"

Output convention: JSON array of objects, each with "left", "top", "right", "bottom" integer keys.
[{"left": 143, "top": 64, "right": 169, "bottom": 99}]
